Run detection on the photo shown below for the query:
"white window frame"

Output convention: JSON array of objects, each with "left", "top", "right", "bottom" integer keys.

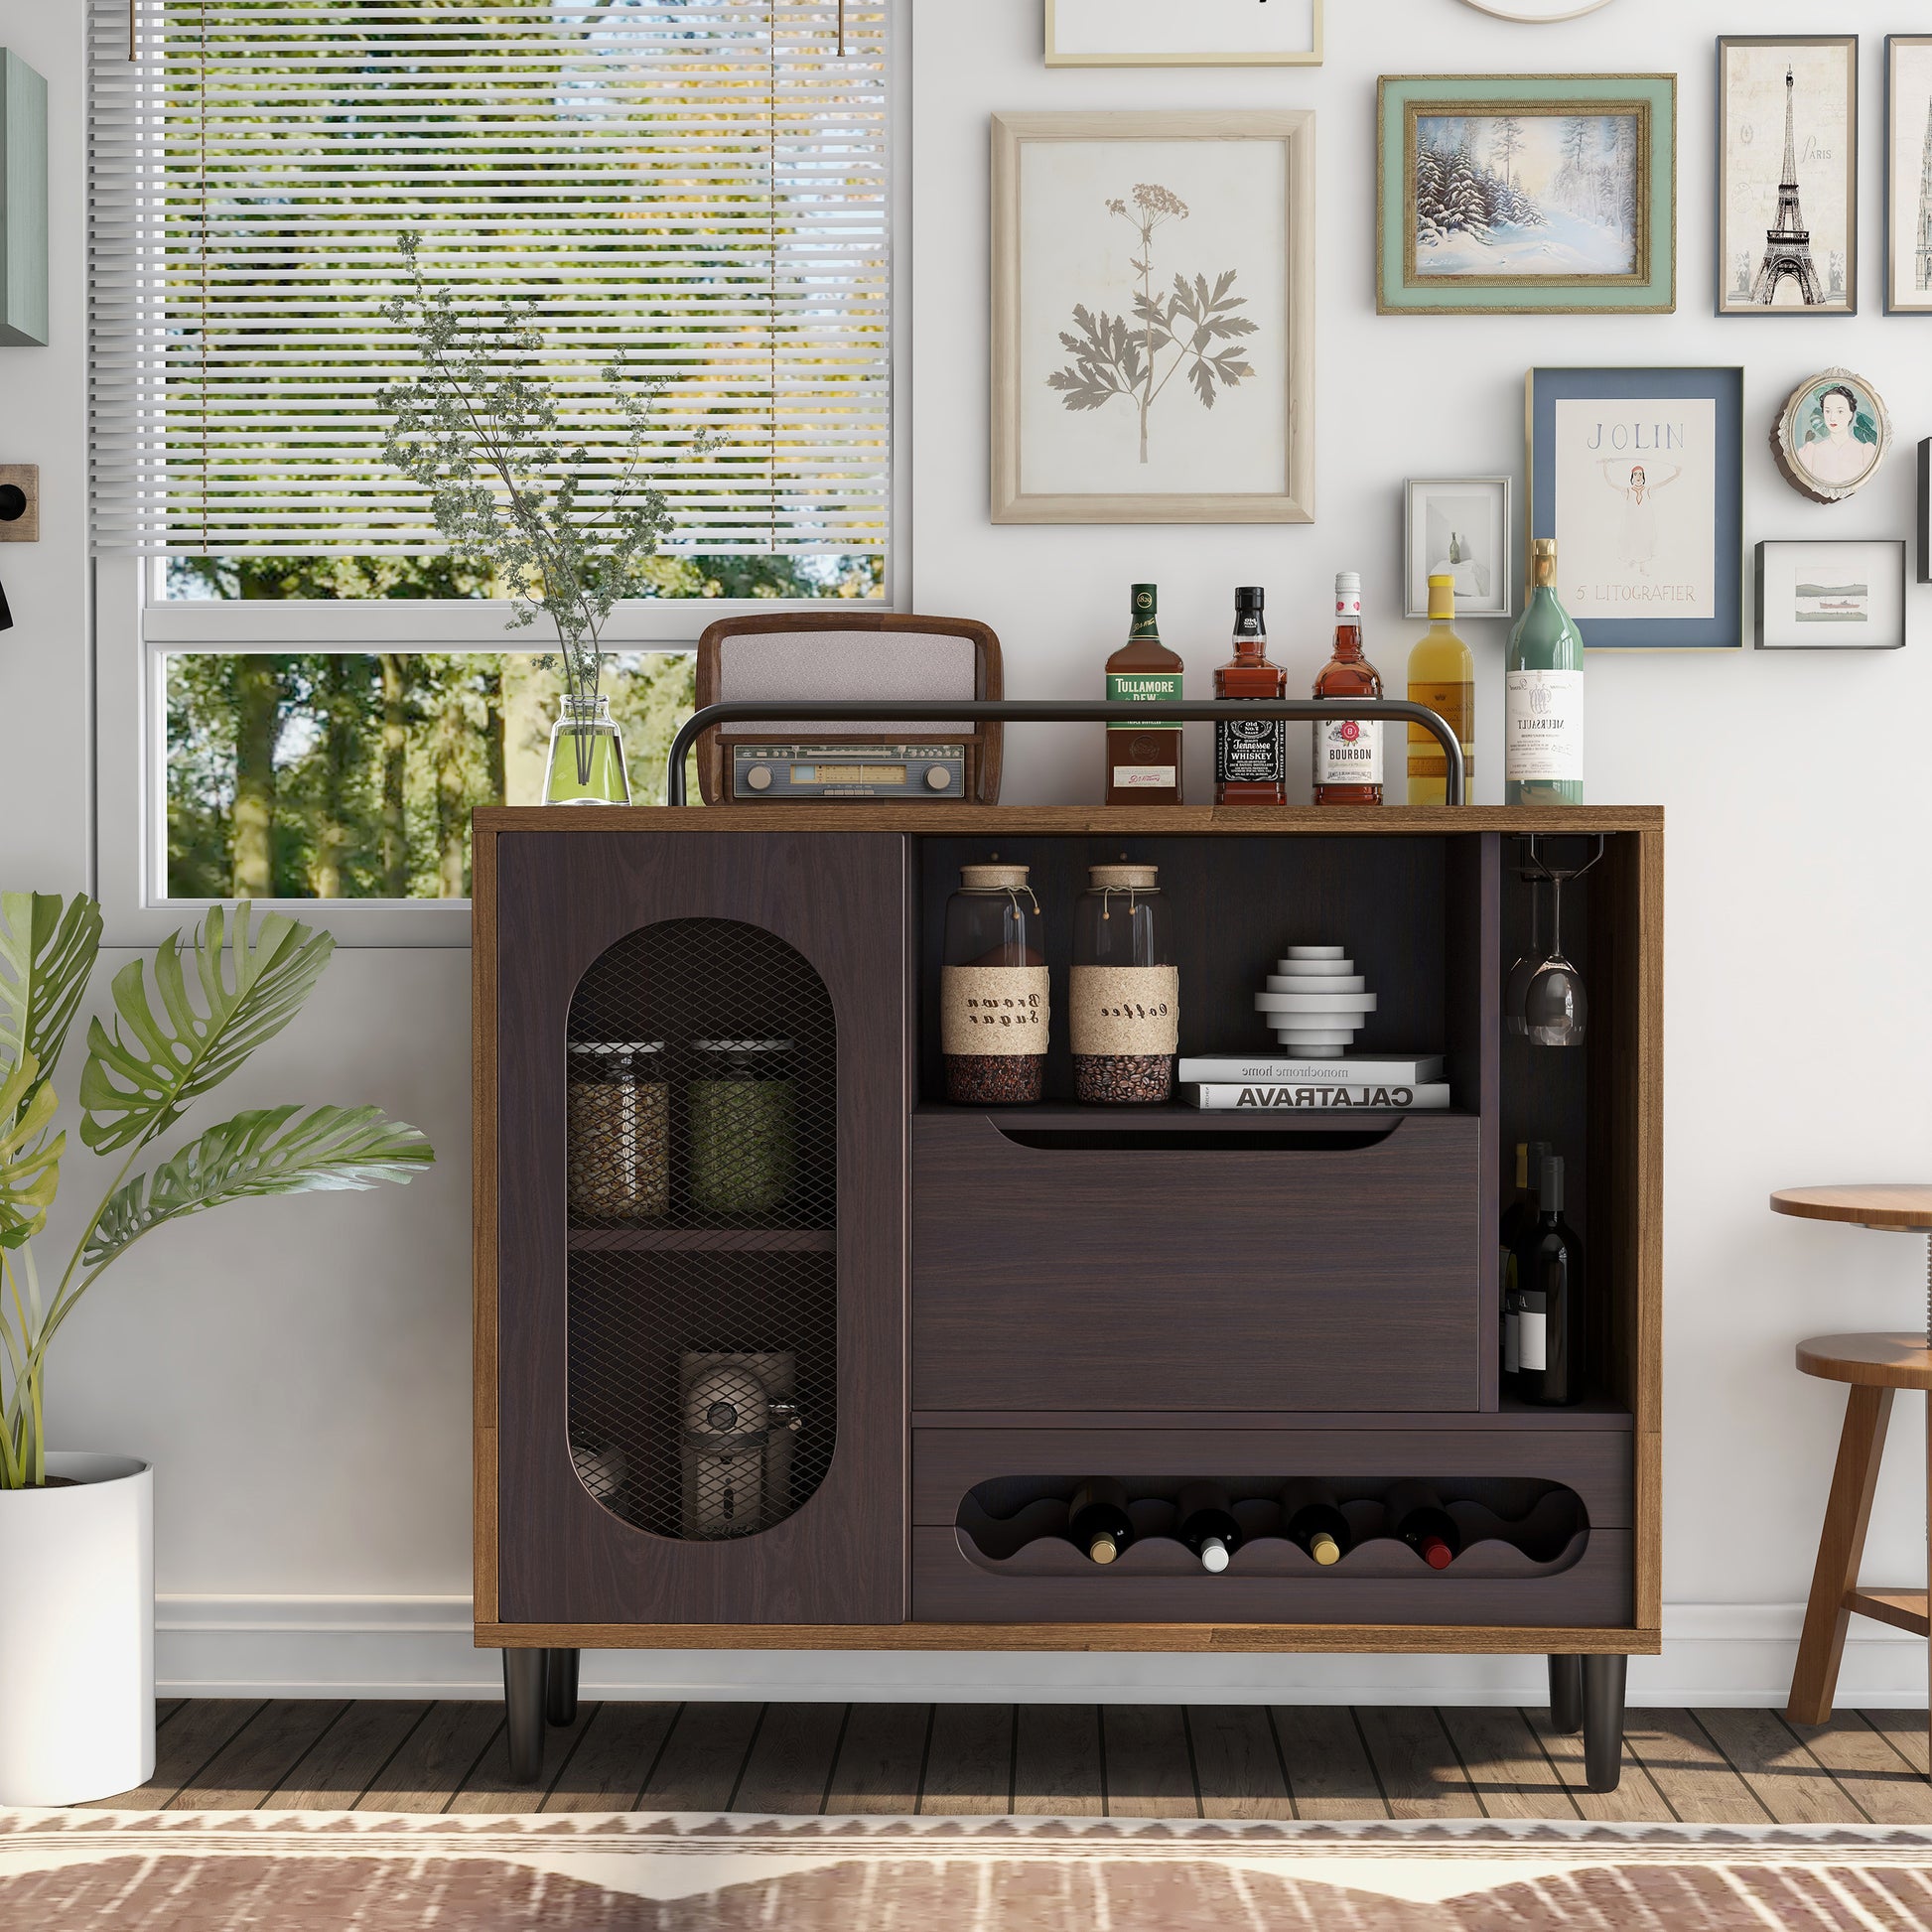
[{"left": 92, "top": 0, "right": 912, "bottom": 950}]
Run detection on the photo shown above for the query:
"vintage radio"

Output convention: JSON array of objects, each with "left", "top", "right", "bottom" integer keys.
[{"left": 694, "top": 612, "right": 1003, "bottom": 805}]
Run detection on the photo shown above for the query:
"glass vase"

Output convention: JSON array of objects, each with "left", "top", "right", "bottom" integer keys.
[{"left": 543, "top": 694, "right": 630, "bottom": 806}]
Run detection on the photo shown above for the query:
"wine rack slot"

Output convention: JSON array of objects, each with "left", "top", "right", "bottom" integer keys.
[{"left": 955, "top": 1478, "right": 1589, "bottom": 1580}]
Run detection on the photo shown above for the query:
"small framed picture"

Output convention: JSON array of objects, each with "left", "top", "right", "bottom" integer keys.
[
  {"left": 1770, "top": 366, "right": 1892, "bottom": 504},
  {"left": 990, "top": 111, "right": 1315, "bottom": 525},
  {"left": 1885, "top": 37, "right": 1932, "bottom": 315},
  {"left": 1718, "top": 37, "right": 1858, "bottom": 316},
  {"left": 1376, "top": 73, "right": 1678, "bottom": 316},
  {"left": 1526, "top": 366, "right": 1745, "bottom": 650},
  {"left": 1754, "top": 541, "right": 1907, "bottom": 649},
  {"left": 1403, "top": 479, "right": 1514, "bottom": 620},
  {"left": 1044, "top": 0, "right": 1321, "bottom": 68}
]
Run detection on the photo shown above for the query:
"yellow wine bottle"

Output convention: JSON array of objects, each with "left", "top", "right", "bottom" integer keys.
[{"left": 1406, "top": 573, "right": 1474, "bottom": 806}]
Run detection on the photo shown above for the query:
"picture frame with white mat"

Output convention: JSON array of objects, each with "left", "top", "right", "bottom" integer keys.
[
  {"left": 1404, "top": 478, "right": 1514, "bottom": 620},
  {"left": 1754, "top": 540, "right": 1907, "bottom": 650},
  {"left": 1044, "top": 0, "right": 1321, "bottom": 68}
]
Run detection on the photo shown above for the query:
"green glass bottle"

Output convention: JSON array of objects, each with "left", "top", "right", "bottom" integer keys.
[{"left": 1504, "top": 537, "right": 1585, "bottom": 807}]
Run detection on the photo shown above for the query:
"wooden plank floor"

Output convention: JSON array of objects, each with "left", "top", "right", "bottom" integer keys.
[{"left": 74, "top": 1701, "right": 1932, "bottom": 1823}]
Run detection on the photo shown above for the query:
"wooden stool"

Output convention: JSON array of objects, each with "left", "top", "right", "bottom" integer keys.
[{"left": 1775, "top": 1185, "right": 1932, "bottom": 1756}]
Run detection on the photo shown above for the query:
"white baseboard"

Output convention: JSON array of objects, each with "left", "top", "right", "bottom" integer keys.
[{"left": 155, "top": 1596, "right": 1932, "bottom": 1707}]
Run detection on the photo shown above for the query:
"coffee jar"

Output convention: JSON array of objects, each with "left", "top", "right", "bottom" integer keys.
[
  {"left": 1070, "top": 864, "right": 1177, "bottom": 1104},
  {"left": 940, "top": 862, "right": 1048, "bottom": 1104},
  {"left": 566, "top": 1041, "right": 670, "bottom": 1219}
]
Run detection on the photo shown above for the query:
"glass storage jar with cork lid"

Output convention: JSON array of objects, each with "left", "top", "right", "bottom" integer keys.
[
  {"left": 566, "top": 1041, "right": 670, "bottom": 1220},
  {"left": 1071, "top": 862, "right": 1177, "bottom": 1104},
  {"left": 941, "top": 861, "right": 1048, "bottom": 1104},
  {"left": 688, "top": 1039, "right": 795, "bottom": 1215}
]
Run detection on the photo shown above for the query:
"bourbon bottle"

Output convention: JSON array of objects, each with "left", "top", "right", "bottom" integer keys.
[
  {"left": 1105, "top": 584, "right": 1184, "bottom": 805},
  {"left": 1311, "top": 571, "right": 1385, "bottom": 807},
  {"left": 1213, "top": 585, "right": 1287, "bottom": 806}
]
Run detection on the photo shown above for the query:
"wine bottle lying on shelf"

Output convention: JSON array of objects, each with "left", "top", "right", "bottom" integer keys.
[
  {"left": 1174, "top": 1481, "right": 1242, "bottom": 1574},
  {"left": 1386, "top": 1480, "right": 1460, "bottom": 1571},
  {"left": 1067, "top": 1477, "right": 1135, "bottom": 1565},
  {"left": 1279, "top": 1480, "right": 1350, "bottom": 1567}
]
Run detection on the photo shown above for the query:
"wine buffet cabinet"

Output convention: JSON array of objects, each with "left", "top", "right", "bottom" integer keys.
[{"left": 473, "top": 804, "right": 1662, "bottom": 1790}]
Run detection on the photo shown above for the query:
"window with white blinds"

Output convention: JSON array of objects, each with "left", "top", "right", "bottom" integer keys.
[{"left": 87, "top": 0, "right": 892, "bottom": 568}]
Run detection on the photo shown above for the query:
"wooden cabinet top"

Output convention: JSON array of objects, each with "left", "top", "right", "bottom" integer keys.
[{"left": 476, "top": 805, "right": 1663, "bottom": 837}]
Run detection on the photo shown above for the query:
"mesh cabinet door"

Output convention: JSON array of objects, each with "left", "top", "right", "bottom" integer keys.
[{"left": 490, "top": 831, "right": 908, "bottom": 1627}]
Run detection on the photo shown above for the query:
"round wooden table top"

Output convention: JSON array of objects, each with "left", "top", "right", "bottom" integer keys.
[
  {"left": 1797, "top": 1332, "right": 1932, "bottom": 1389},
  {"left": 1771, "top": 1185, "right": 1932, "bottom": 1232}
]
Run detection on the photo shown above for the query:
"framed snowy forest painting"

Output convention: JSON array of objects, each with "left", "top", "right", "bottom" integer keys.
[
  {"left": 1378, "top": 74, "right": 1678, "bottom": 315},
  {"left": 991, "top": 112, "right": 1315, "bottom": 524}
]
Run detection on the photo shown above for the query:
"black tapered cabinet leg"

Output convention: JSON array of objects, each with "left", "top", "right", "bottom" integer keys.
[
  {"left": 1582, "top": 1654, "right": 1628, "bottom": 1793},
  {"left": 1548, "top": 1654, "right": 1585, "bottom": 1734},
  {"left": 503, "top": 1648, "right": 547, "bottom": 1785},
  {"left": 545, "top": 1646, "right": 581, "bottom": 1726}
]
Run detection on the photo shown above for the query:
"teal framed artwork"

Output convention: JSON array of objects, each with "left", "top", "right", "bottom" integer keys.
[{"left": 1377, "top": 74, "right": 1678, "bottom": 315}]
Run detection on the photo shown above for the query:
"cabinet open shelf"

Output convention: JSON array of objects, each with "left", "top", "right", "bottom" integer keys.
[
  {"left": 914, "top": 1101, "right": 1478, "bottom": 1133},
  {"left": 566, "top": 1228, "right": 836, "bottom": 1253}
]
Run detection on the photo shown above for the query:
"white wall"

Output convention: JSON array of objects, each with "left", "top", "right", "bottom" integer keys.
[{"left": 3, "top": 0, "right": 1930, "bottom": 1704}]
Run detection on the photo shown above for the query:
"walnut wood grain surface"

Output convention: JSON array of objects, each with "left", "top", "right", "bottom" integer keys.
[
  {"left": 1773, "top": 1185, "right": 1932, "bottom": 1231},
  {"left": 1796, "top": 1334, "right": 1932, "bottom": 1390}
]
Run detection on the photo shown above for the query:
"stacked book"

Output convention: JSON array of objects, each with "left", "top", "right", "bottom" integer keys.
[{"left": 1177, "top": 1055, "right": 1449, "bottom": 1111}]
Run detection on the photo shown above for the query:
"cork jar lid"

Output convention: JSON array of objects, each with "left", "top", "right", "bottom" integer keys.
[
  {"left": 959, "top": 864, "right": 1031, "bottom": 890},
  {"left": 1087, "top": 864, "right": 1159, "bottom": 891}
]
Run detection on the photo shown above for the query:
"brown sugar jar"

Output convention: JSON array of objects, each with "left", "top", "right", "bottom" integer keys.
[
  {"left": 940, "top": 863, "right": 1048, "bottom": 1104},
  {"left": 1070, "top": 863, "right": 1176, "bottom": 1105}
]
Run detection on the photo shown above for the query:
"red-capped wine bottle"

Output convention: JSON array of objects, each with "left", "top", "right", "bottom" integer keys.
[
  {"left": 1280, "top": 1480, "right": 1350, "bottom": 1567},
  {"left": 1068, "top": 1478, "right": 1134, "bottom": 1565},
  {"left": 1175, "top": 1481, "right": 1241, "bottom": 1574},
  {"left": 1387, "top": 1481, "right": 1460, "bottom": 1571}
]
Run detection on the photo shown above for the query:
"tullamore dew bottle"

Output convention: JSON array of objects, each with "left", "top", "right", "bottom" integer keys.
[{"left": 1504, "top": 538, "right": 1585, "bottom": 806}]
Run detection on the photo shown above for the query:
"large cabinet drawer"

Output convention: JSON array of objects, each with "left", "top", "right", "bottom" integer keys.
[{"left": 912, "top": 1110, "right": 1483, "bottom": 1412}]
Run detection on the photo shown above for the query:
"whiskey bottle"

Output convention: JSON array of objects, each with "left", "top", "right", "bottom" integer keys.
[
  {"left": 1068, "top": 1476, "right": 1135, "bottom": 1565},
  {"left": 1105, "top": 584, "right": 1184, "bottom": 805},
  {"left": 1505, "top": 539, "right": 1585, "bottom": 806},
  {"left": 1213, "top": 586, "right": 1287, "bottom": 806},
  {"left": 1311, "top": 571, "right": 1385, "bottom": 806},
  {"left": 1406, "top": 573, "right": 1474, "bottom": 806},
  {"left": 1514, "top": 1154, "right": 1584, "bottom": 1407},
  {"left": 1175, "top": 1481, "right": 1242, "bottom": 1574}
]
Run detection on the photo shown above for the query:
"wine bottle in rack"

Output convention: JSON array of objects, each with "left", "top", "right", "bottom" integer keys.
[
  {"left": 1279, "top": 1480, "right": 1350, "bottom": 1567},
  {"left": 1386, "top": 1480, "right": 1461, "bottom": 1571},
  {"left": 1514, "top": 1153, "right": 1584, "bottom": 1407},
  {"left": 1067, "top": 1477, "right": 1135, "bottom": 1566},
  {"left": 1175, "top": 1481, "right": 1242, "bottom": 1574}
]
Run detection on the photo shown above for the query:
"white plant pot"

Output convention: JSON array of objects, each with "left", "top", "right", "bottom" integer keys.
[{"left": 0, "top": 1453, "right": 154, "bottom": 1806}]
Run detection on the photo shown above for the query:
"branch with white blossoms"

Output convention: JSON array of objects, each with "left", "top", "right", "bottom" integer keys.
[{"left": 378, "top": 232, "right": 678, "bottom": 709}]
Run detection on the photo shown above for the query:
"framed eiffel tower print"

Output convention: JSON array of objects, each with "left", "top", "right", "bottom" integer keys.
[
  {"left": 1718, "top": 37, "right": 1858, "bottom": 318},
  {"left": 1884, "top": 37, "right": 1932, "bottom": 315}
]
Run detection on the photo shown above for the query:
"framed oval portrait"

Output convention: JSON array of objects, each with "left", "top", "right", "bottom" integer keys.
[{"left": 1772, "top": 367, "right": 1892, "bottom": 503}]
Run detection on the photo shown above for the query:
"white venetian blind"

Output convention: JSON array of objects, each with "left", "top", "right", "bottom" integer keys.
[{"left": 88, "top": 0, "right": 891, "bottom": 560}]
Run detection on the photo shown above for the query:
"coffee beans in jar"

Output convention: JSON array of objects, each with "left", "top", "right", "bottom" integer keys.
[
  {"left": 567, "top": 1041, "right": 670, "bottom": 1220},
  {"left": 1070, "top": 863, "right": 1177, "bottom": 1106},
  {"left": 940, "top": 862, "right": 1047, "bottom": 1106}
]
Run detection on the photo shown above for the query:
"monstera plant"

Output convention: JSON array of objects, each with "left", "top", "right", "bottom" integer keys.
[
  {"left": 0, "top": 891, "right": 435, "bottom": 1804},
  {"left": 0, "top": 893, "right": 434, "bottom": 1491}
]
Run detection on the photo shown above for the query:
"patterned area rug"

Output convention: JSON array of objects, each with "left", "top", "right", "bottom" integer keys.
[{"left": 8, "top": 1808, "right": 1932, "bottom": 1929}]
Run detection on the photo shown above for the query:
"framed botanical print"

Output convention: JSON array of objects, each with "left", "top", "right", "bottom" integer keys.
[
  {"left": 1526, "top": 367, "right": 1745, "bottom": 650},
  {"left": 1377, "top": 73, "right": 1678, "bottom": 315},
  {"left": 1404, "top": 478, "right": 1513, "bottom": 620},
  {"left": 1045, "top": 0, "right": 1321, "bottom": 68},
  {"left": 1718, "top": 37, "right": 1858, "bottom": 316},
  {"left": 990, "top": 112, "right": 1315, "bottom": 525},
  {"left": 1885, "top": 37, "right": 1932, "bottom": 314}
]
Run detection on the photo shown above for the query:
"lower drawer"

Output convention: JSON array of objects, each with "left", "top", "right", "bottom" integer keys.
[
  {"left": 911, "top": 1528, "right": 1634, "bottom": 1627},
  {"left": 911, "top": 1425, "right": 1634, "bottom": 1629}
]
